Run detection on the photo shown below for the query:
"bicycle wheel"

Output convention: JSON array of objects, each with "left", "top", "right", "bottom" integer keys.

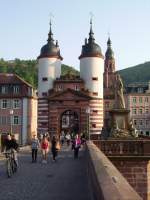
[{"left": 7, "top": 159, "right": 13, "bottom": 178}]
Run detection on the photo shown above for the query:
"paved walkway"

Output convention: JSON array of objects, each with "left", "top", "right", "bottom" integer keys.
[{"left": 0, "top": 145, "right": 91, "bottom": 200}]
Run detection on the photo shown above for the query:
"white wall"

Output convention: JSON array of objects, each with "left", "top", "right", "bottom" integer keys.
[
  {"left": 22, "top": 98, "right": 28, "bottom": 145},
  {"left": 38, "top": 57, "right": 61, "bottom": 97},
  {"left": 80, "top": 57, "right": 104, "bottom": 98}
]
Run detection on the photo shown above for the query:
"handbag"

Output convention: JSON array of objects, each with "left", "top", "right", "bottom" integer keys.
[{"left": 56, "top": 141, "right": 61, "bottom": 150}]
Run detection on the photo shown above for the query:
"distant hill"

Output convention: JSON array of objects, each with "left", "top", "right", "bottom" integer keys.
[
  {"left": 0, "top": 58, "right": 79, "bottom": 88},
  {"left": 118, "top": 61, "right": 150, "bottom": 85},
  {"left": 0, "top": 58, "right": 150, "bottom": 88}
]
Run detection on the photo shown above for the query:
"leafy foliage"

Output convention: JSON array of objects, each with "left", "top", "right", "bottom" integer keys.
[
  {"left": 0, "top": 58, "right": 38, "bottom": 88},
  {"left": 0, "top": 59, "right": 79, "bottom": 88}
]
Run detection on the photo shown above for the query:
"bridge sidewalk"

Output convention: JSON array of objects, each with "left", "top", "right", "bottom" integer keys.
[{"left": 0, "top": 144, "right": 91, "bottom": 200}]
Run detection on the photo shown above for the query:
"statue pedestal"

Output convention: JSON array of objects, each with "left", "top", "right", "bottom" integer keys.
[{"left": 109, "top": 109, "right": 130, "bottom": 130}]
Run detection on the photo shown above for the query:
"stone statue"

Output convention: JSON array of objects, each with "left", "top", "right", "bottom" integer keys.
[
  {"left": 114, "top": 74, "right": 125, "bottom": 109},
  {"left": 128, "top": 120, "right": 138, "bottom": 138},
  {"left": 111, "top": 120, "right": 128, "bottom": 138},
  {"left": 111, "top": 119, "right": 139, "bottom": 138}
]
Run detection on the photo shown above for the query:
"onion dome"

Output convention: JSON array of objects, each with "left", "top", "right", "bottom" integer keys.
[
  {"left": 79, "top": 19, "right": 104, "bottom": 59},
  {"left": 105, "top": 37, "right": 114, "bottom": 59},
  {"left": 38, "top": 21, "right": 63, "bottom": 60}
]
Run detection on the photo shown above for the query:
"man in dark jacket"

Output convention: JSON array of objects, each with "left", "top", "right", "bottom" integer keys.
[{"left": 4, "top": 134, "right": 19, "bottom": 167}]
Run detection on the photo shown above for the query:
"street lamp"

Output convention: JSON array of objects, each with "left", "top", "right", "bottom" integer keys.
[
  {"left": 10, "top": 109, "right": 13, "bottom": 135},
  {"left": 86, "top": 107, "right": 90, "bottom": 140}
]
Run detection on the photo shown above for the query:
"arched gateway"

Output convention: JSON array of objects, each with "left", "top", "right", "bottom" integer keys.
[
  {"left": 37, "top": 20, "right": 104, "bottom": 140},
  {"left": 60, "top": 110, "right": 79, "bottom": 135}
]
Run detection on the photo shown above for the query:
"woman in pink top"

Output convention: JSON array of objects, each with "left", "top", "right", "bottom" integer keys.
[
  {"left": 73, "top": 134, "right": 81, "bottom": 159},
  {"left": 41, "top": 136, "right": 49, "bottom": 163}
]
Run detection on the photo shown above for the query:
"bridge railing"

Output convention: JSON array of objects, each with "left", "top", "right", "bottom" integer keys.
[
  {"left": 86, "top": 141, "right": 142, "bottom": 200},
  {"left": 92, "top": 139, "right": 150, "bottom": 156}
]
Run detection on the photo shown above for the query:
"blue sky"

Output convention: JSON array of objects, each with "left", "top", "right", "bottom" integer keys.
[{"left": 0, "top": 0, "right": 150, "bottom": 70}]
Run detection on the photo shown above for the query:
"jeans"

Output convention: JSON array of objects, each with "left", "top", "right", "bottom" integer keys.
[
  {"left": 74, "top": 147, "right": 79, "bottom": 158},
  {"left": 32, "top": 149, "right": 38, "bottom": 162}
]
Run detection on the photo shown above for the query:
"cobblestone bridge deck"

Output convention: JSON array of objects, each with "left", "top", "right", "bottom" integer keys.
[{"left": 0, "top": 145, "right": 91, "bottom": 200}]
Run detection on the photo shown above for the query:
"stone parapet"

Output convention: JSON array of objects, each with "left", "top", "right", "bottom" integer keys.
[
  {"left": 86, "top": 141, "right": 142, "bottom": 200},
  {"left": 93, "top": 139, "right": 150, "bottom": 157},
  {"left": 93, "top": 139, "right": 150, "bottom": 199}
]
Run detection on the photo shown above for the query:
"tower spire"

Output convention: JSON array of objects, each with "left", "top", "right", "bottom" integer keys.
[
  {"left": 107, "top": 36, "right": 112, "bottom": 47},
  {"left": 104, "top": 37, "right": 115, "bottom": 72},
  {"left": 88, "top": 14, "right": 95, "bottom": 43},
  {"left": 47, "top": 18, "right": 54, "bottom": 42}
]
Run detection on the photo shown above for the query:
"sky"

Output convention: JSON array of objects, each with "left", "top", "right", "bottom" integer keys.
[{"left": 0, "top": 0, "right": 150, "bottom": 71}]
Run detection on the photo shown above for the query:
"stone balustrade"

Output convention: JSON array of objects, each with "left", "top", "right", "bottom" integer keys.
[
  {"left": 86, "top": 141, "right": 142, "bottom": 200},
  {"left": 93, "top": 139, "right": 150, "bottom": 157}
]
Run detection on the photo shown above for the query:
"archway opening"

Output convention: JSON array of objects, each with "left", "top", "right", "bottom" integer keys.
[{"left": 60, "top": 110, "right": 79, "bottom": 136}]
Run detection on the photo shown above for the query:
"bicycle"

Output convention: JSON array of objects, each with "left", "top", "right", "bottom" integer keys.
[{"left": 4, "top": 149, "right": 18, "bottom": 178}]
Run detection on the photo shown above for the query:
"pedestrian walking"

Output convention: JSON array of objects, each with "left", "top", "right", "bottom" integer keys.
[
  {"left": 41, "top": 136, "right": 49, "bottom": 163},
  {"left": 81, "top": 133, "right": 86, "bottom": 145},
  {"left": 65, "top": 132, "right": 71, "bottom": 146},
  {"left": 31, "top": 135, "right": 40, "bottom": 163},
  {"left": 60, "top": 133, "right": 65, "bottom": 146},
  {"left": 51, "top": 135, "right": 60, "bottom": 162},
  {"left": 73, "top": 134, "right": 81, "bottom": 159}
]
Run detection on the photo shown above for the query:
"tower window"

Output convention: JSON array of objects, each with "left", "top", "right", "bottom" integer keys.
[
  {"left": 93, "top": 110, "right": 98, "bottom": 113},
  {"left": 93, "top": 92, "right": 98, "bottom": 96},
  {"left": 42, "top": 77, "right": 48, "bottom": 81},
  {"left": 92, "top": 77, "right": 98, "bottom": 81},
  {"left": 92, "top": 124, "right": 96, "bottom": 128}
]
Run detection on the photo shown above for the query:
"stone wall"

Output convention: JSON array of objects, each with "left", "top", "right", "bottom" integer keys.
[
  {"left": 86, "top": 141, "right": 142, "bottom": 200},
  {"left": 111, "top": 159, "right": 150, "bottom": 200},
  {"left": 93, "top": 140, "right": 150, "bottom": 200}
]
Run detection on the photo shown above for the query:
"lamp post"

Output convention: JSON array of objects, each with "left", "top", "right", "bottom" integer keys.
[
  {"left": 10, "top": 109, "right": 13, "bottom": 135},
  {"left": 86, "top": 107, "right": 90, "bottom": 140}
]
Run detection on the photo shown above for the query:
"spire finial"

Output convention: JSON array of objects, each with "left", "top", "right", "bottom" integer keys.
[
  {"left": 48, "top": 13, "right": 54, "bottom": 42},
  {"left": 88, "top": 12, "right": 95, "bottom": 43},
  {"left": 107, "top": 31, "right": 111, "bottom": 46},
  {"left": 89, "top": 12, "right": 94, "bottom": 33}
]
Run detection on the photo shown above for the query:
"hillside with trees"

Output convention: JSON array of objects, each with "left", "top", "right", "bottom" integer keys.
[
  {"left": 0, "top": 58, "right": 79, "bottom": 88},
  {"left": 118, "top": 61, "right": 150, "bottom": 85},
  {"left": 0, "top": 58, "right": 150, "bottom": 88}
]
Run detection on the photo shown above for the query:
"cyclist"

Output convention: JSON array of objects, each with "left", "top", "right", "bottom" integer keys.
[{"left": 4, "top": 134, "right": 19, "bottom": 167}]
